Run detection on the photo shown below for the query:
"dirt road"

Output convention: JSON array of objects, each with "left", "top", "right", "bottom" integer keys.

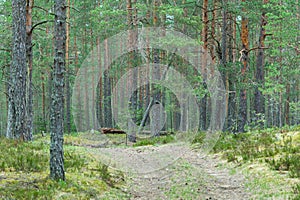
[{"left": 88, "top": 143, "right": 251, "bottom": 199}]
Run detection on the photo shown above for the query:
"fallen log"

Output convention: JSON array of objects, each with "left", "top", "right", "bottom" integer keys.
[
  {"left": 140, "top": 130, "right": 175, "bottom": 135},
  {"left": 100, "top": 128, "right": 126, "bottom": 134}
]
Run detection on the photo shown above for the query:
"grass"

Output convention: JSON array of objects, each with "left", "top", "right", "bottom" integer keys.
[
  {"left": 212, "top": 128, "right": 300, "bottom": 179},
  {"left": 133, "top": 135, "right": 175, "bottom": 147},
  {"left": 191, "top": 126, "right": 300, "bottom": 199},
  {"left": 165, "top": 160, "right": 206, "bottom": 199},
  {"left": 0, "top": 136, "right": 127, "bottom": 199}
]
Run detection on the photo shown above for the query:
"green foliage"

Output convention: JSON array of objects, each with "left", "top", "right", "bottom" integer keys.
[
  {"left": 265, "top": 135, "right": 300, "bottom": 178},
  {"left": 133, "top": 135, "right": 175, "bottom": 147},
  {"left": 64, "top": 150, "right": 87, "bottom": 172},
  {"left": 0, "top": 136, "right": 126, "bottom": 199},
  {"left": 0, "top": 138, "right": 48, "bottom": 172},
  {"left": 292, "top": 183, "right": 300, "bottom": 200},
  {"left": 190, "top": 131, "right": 206, "bottom": 144},
  {"left": 197, "top": 128, "right": 300, "bottom": 179},
  {"left": 0, "top": 137, "right": 91, "bottom": 173},
  {"left": 93, "top": 162, "right": 125, "bottom": 188},
  {"left": 0, "top": 175, "right": 107, "bottom": 200},
  {"left": 95, "top": 163, "right": 114, "bottom": 187}
]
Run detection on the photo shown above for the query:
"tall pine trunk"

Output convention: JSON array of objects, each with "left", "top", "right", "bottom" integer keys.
[
  {"left": 65, "top": 0, "right": 71, "bottom": 133},
  {"left": 25, "top": 0, "right": 34, "bottom": 140},
  {"left": 96, "top": 37, "right": 104, "bottom": 127},
  {"left": 103, "top": 39, "right": 113, "bottom": 128},
  {"left": 239, "top": 0, "right": 249, "bottom": 132},
  {"left": 7, "top": 0, "right": 27, "bottom": 140},
  {"left": 200, "top": 0, "right": 208, "bottom": 130},
  {"left": 221, "top": 1, "right": 228, "bottom": 130},
  {"left": 50, "top": 0, "right": 66, "bottom": 181},
  {"left": 254, "top": 0, "right": 268, "bottom": 122}
]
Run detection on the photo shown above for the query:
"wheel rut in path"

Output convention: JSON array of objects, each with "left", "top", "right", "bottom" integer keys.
[{"left": 88, "top": 143, "right": 251, "bottom": 199}]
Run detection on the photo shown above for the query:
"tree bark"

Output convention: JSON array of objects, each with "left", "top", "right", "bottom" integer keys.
[
  {"left": 254, "top": 0, "right": 268, "bottom": 119},
  {"left": 127, "top": 0, "right": 138, "bottom": 142},
  {"left": 25, "top": 0, "right": 34, "bottom": 141},
  {"left": 103, "top": 40, "right": 113, "bottom": 128},
  {"left": 227, "top": 11, "right": 236, "bottom": 131},
  {"left": 221, "top": 1, "right": 228, "bottom": 130},
  {"left": 96, "top": 37, "right": 104, "bottom": 127},
  {"left": 7, "top": 0, "right": 27, "bottom": 140},
  {"left": 50, "top": 0, "right": 66, "bottom": 181},
  {"left": 200, "top": 0, "right": 208, "bottom": 130},
  {"left": 239, "top": 0, "right": 249, "bottom": 132},
  {"left": 65, "top": 0, "right": 71, "bottom": 133},
  {"left": 151, "top": 0, "right": 161, "bottom": 136}
]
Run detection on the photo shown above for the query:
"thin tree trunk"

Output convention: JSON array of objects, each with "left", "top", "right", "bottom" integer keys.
[
  {"left": 103, "top": 39, "right": 113, "bottom": 128},
  {"left": 42, "top": 72, "right": 46, "bottom": 131},
  {"left": 151, "top": 0, "right": 161, "bottom": 136},
  {"left": 254, "top": 0, "right": 268, "bottom": 120},
  {"left": 239, "top": 0, "right": 249, "bottom": 132},
  {"left": 96, "top": 37, "right": 104, "bottom": 127},
  {"left": 50, "top": 0, "right": 66, "bottom": 181},
  {"left": 221, "top": 1, "right": 228, "bottom": 130},
  {"left": 285, "top": 83, "right": 290, "bottom": 125},
  {"left": 127, "top": 0, "right": 138, "bottom": 142},
  {"left": 227, "top": 11, "right": 236, "bottom": 131},
  {"left": 65, "top": 0, "right": 71, "bottom": 133},
  {"left": 210, "top": 0, "right": 217, "bottom": 63},
  {"left": 201, "top": 0, "right": 208, "bottom": 130},
  {"left": 90, "top": 28, "right": 97, "bottom": 129},
  {"left": 25, "top": 0, "right": 34, "bottom": 140},
  {"left": 83, "top": 27, "right": 90, "bottom": 130},
  {"left": 73, "top": 26, "right": 82, "bottom": 131}
]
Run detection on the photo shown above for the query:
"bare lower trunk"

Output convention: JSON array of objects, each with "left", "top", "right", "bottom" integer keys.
[
  {"left": 8, "top": 0, "right": 27, "bottom": 140},
  {"left": 65, "top": 0, "right": 71, "bottom": 133},
  {"left": 50, "top": 0, "right": 66, "bottom": 181},
  {"left": 254, "top": 0, "right": 268, "bottom": 120},
  {"left": 25, "top": 0, "right": 34, "bottom": 141},
  {"left": 239, "top": 0, "right": 249, "bottom": 132}
]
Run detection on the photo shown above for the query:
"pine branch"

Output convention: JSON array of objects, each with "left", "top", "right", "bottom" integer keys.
[
  {"left": 31, "top": 20, "right": 52, "bottom": 33},
  {"left": 0, "top": 48, "right": 11, "bottom": 52}
]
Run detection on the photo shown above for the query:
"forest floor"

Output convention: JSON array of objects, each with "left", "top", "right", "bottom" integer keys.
[
  {"left": 81, "top": 128, "right": 300, "bottom": 200},
  {"left": 0, "top": 129, "right": 299, "bottom": 199},
  {"left": 88, "top": 143, "right": 251, "bottom": 200}
]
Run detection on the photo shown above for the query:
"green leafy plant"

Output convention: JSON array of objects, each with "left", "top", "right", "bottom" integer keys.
[
  {"left": 64, "top": 150, "right": 87, "bottom": 172},
  {"left": 292, "top": 183, "right": 300, "bottom": 200},
  {"left": 205, "top": 128, "right": 300, "bottom": 179},
  {"left": 0, "top": 139, "right": 48, "bottom": 172},
  {"left": 133, "top": 135, "right": 175, "bottom": 147}
]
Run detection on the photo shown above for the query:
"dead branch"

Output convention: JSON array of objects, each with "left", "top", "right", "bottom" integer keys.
[
  {"left": 31, "top": 20, "right": 52, "bottom": 33},
  {"left": 239, "top": 46, "right": 269, "bottom": 62},
  {"left": 0, "top": 48, "right": 11, "bottom": 52}
]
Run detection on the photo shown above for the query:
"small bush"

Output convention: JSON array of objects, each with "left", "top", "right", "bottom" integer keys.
[
  {"left": 64, "top": 150, "right": 87, "bottom": 172},
  {"left": 289, "top": 155, "right": 300, "bottom": 178},
  {"left": 133, "top": 135, "right": 174, "bottom": 147},
  {"left": 266, "top": 154, "right": 300, "bottom": 178},
  {"left": 292, "top": 183, "right": 300, "bottom": 200},
  {"left": 293, "top": 183, "right": 300, "bottom": 194},
  {"left": 207, "top": 128, "right": 300, "bottom": 179},
  {"left": 191, "top": 131, "right": 206, "bottom": 144},
  {"left": 98, "top": 163, "right": 111, "bottom": 183}
]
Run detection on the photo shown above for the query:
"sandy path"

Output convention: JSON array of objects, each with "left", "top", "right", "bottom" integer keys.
[{"left": 88, "top": 143, "right": 251, "bottom": 199}]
